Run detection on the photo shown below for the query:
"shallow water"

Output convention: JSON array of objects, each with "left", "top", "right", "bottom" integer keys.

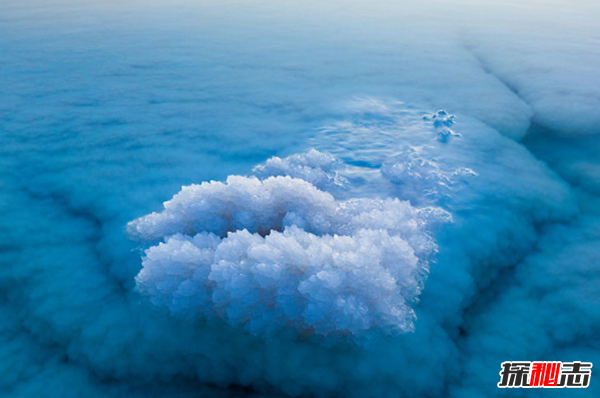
[{"left": 1, "top": 1, "right": 600, "bottom": 397}]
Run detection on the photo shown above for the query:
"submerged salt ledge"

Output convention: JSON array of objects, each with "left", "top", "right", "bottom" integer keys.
[
  {"left": 130, "top": 174, "right": 449, "bottom": 336},
  {"left": 128, "top": 102, "right": 573, "bottom": 347}
]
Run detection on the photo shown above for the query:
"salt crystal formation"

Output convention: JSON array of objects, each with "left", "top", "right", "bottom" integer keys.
[
  {"left": 423, "top": 110, "right": 459, "bottom": 143},
  {"left": 128, "top": 171, "right": 449, "bottom": 337}
]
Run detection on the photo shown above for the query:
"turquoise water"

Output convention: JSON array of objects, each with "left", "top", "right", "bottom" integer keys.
[{"left": 1, "top": 1, "right": 599, "bottom": 397}]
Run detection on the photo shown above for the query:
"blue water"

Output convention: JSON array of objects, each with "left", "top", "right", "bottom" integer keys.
[{"left": 1, "top": 1, "right": 600, "bottom": 397}]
